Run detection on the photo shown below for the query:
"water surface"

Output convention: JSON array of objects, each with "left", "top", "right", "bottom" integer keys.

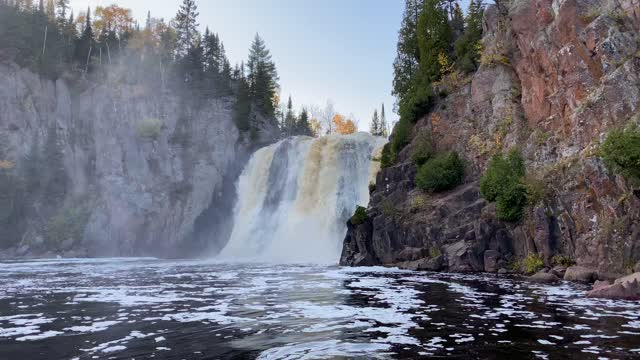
[{"left": 0, "top": 258, "right": 638, "bottom": 359}]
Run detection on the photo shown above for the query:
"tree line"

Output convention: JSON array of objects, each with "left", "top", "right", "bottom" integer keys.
[{"left": 0, "top": 0, "right": 290, "bottom": 135}]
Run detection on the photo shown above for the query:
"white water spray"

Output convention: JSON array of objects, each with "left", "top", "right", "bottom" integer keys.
[{"left": 219, "top": 133, "right": 386, "bottom": 263}]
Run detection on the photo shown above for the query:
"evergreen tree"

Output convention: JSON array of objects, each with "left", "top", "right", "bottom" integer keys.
[
  {"left": 392, "top": 0, "right": 424, "bottom": 103},
  {"left": 450, "top": 2, "right": 465, "bottom": 40},
  {"left": 380, "top": 103, "right": 389, "bottom": 137},
  {"left": 174, "top": 0, "right": 199, "bottom": 58},
  {"left": 417, "top": 0, "right": 452, "bottom": 82},
  {"left": 74, "top": 6, "right": 95, "bottom": 70},
  {"left": 55, "top": 0, "right": 67, "bottom": 28},
  {"left": 296, "top": 108, "right": 313, "bottom": 137},
  {"left": 454, "top": 0, "right": 484, "bottom": 73},
  {"left": 284, "top": 96, "right": 296, "bottom": 135},
  {"left": 247, "top": 33, "right": 279, "bottom": 116},
  {"left": 370, "top": 109, "right": 380, "bottom": 136}
]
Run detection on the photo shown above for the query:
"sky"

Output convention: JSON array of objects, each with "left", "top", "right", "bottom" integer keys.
[{"left": 69, "top": 0, "right": 409, "bottom": 129}]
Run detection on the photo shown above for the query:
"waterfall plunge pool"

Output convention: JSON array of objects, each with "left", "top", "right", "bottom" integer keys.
[{"left": 1, "top": 258, "right": 639, "bottom": 359}]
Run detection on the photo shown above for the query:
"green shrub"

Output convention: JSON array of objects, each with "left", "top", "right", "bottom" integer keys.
[
  {"left": 136, "top": 118, "right": 163, "bottom": 140},
  {"left": 381, "top": 200, "right": 399, "bottom": 218},
  {"left": 46, "top": 205, "right": 90, "bottom": 247},
  {"left": 411, "top": 131, "right": 433, "bottom": 166},
  {"left": 392, "top": 117, "right": 412, "bottom": 154},
  {"left": 350, "top": 206, "right": 367, "bottom": 225},
  {"left": 551, "top": 255, "right": 575, "bottom": 268},
  {"left": 496, "top": 182, "right": 528, "bottom": 222},
  {"left": 398, "top": 82, "right": 435, "bottom": 124},
  {"left": 480, "top": 150, "right": 528, "bottom": 222},
  {"left": 416, "top": 152, "right": 465, "bottom": 193},
  {"left": 600, "top": 127, "right": 640, "bottom": 186},
  {"left": 522, "top": 253, "right": 545, "bottom": 274},
  {"left": 380, "top": 143, "right": 395, "bottom": 169}
]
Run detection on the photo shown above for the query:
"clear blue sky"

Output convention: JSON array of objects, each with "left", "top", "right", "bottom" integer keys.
[{"left": 70, "top": 0, "right": 409, "bottom": 129}]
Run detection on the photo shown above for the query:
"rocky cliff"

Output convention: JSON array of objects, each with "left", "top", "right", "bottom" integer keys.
[
  {"left": 341, "top": 0, "right": 640, "bottom": 275},
  {"left": 0, "top": 61, "right": 279, "bottom": 258}
]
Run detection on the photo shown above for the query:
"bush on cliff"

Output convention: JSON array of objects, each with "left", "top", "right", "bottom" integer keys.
[
  {"left": 601, "top": 127, "right": 640, "bottom": 186},
  {"left": 350, "top": 206, "right": 368, "bottom": 226},
  {"left": 480, "top": 150, "right": 528, "bottom": 222},
  {"left": 416, "top": 152, "right": 465, "bottom": 193},
  {"left": 411, "top": 131, "right": 433, "bottom": 166}
]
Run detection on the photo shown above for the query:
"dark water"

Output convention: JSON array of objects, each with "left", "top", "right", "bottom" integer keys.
[{"left": 0, "top": 258, "right": 638, "bottom": 359}]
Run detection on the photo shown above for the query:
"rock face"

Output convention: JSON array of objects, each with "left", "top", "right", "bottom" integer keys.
[
  {"left": 341, "top": 0, "right": 640, "bottom": 274},
  {"left": 0, "top": 62, "right": 278, "bottom": 257}
]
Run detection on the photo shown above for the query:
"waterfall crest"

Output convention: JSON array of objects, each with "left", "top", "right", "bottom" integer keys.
[{"left": 219, "top": 133, "right": 386, "bottom": 263}]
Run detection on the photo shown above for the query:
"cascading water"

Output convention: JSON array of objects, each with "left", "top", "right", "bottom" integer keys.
[{"left": 219, "top": 133, "right": 387, "bottom": 263}]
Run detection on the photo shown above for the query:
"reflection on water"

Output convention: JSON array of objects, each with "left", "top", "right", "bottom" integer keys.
[{"left": 0, "top": 258, "right": 638, "bottom": 359}]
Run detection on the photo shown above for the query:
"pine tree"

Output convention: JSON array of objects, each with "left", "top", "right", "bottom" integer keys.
[
  {"left": 370, "top": 109, "right": 380, "bottom": 136},
  {"left": 380, "top": 103, "right": 389, "bottom": 137},
  {"left": 417, "top": 0, "right": 452, "bottom": 82},
  {"left": 74, "top": 6, "right": 95, "bottom": 69},
  {"left": 55, "top": 0, "right": 67, "bottom": 27},
  {"left": 174, "top": 0, "right": 199, "bottom": 58},
  {"left": 296, "top": 108, "right": 313, "bottom": 137},
  {"left": 284, "top": 96, "right": 296, "bottom": 136},
  {"left": 454, "top": 0, "right": 484, "bottom": 73},
  {"left": 247, "top": 33, "right": 279, "bottom": 116},
  {"left": 450, "top": 2, "right": 465, "bottom": 40},
  {"left": 392, "top": 0, "right": 424, "bottom": 103}
]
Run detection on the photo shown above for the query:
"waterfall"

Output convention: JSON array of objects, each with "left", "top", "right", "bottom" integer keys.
[{"left": 219, "top": 133, "right": 386, "bottom": 263}]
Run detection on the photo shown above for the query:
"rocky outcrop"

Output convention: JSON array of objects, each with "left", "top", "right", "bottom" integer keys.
[
  {"left": 341, "top": 0, "right": 640, "bottom": 274},
  {"left": 0, "top": 62, "right": 278, "bottom": 258},
  {"left": 587, "top": 273, "right": 640, "bottom": 300}
]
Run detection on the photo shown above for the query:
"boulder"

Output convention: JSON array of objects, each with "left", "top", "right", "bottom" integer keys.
[
  {"left": 634, "top": 262, "right": 640, "bottom": 274},
  {"left": 564, "top": 266, "right": 597, "bottom": 283},
  {"left": 398, "top": 256, "right": 445, "bottom": 272},
  {"left": 498, "top": 268, "right": 508, "bottom": 275},
  {"left": 615, "top": 273, "right": 640, "bottom": 286},
  {"left": 551, "top": 266, "right": 567, "bottom": 278},
  {"left": 587, "top": 281, "right": 640, "bottom": 301},
  {"left": 484, "top": 250, "right": 500, "bottom": 273},
  {"left": 592, "top": 280, "right": 613, "bottom": 291},
  {"left": 528, "top": 271, "right": 560, "bottom": 283}
]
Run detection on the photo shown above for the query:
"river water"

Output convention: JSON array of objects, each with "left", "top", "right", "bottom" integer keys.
[{"left": 1, "top": 258, "right": 639, "bottom": 359}]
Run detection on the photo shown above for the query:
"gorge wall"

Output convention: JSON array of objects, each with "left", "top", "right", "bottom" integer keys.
[
  {"left": 342, "top": 0, "right": 640, "bottom": 275},
  {"left": 0, "top": 61, "right": 279, "bottom": 258}
]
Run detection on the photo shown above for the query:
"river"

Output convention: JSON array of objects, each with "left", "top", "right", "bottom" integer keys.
[{"left": 1, "top": 258, "right": 638, "bottom": 359}]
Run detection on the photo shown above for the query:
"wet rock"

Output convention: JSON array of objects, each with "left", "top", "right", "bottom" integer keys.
[
  {"left": 484, "top": 250, "right": 500, "bottom": 273},
  {"left": 592, "top": 280, "right": 613, "bottom": 291},
  {"left": 615, "top": 273, "right": 640, "bottom": 286},
  {"left": 498, "top": 268, "right": 508, "bottom": 275},
  {"left": 528, "top": 271, "right": 560, "bottom": 283},
  {"left": 551, "top": 266, "right": 567, "bottom": 278},
  {"left": 564, "top": 266, "right": 598, "bottom": 283},
  {"left": 634, "top": 262, "right": 640, "bottom": 273},
  {"left": 398, "top": 256, "right": 445, "bottom": 272},
  {"left": 587, "top": 275, "right": 640, "bottom": 301},
  {"left": 16, "top": 245, "right": 30, "bottom": 257}
]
